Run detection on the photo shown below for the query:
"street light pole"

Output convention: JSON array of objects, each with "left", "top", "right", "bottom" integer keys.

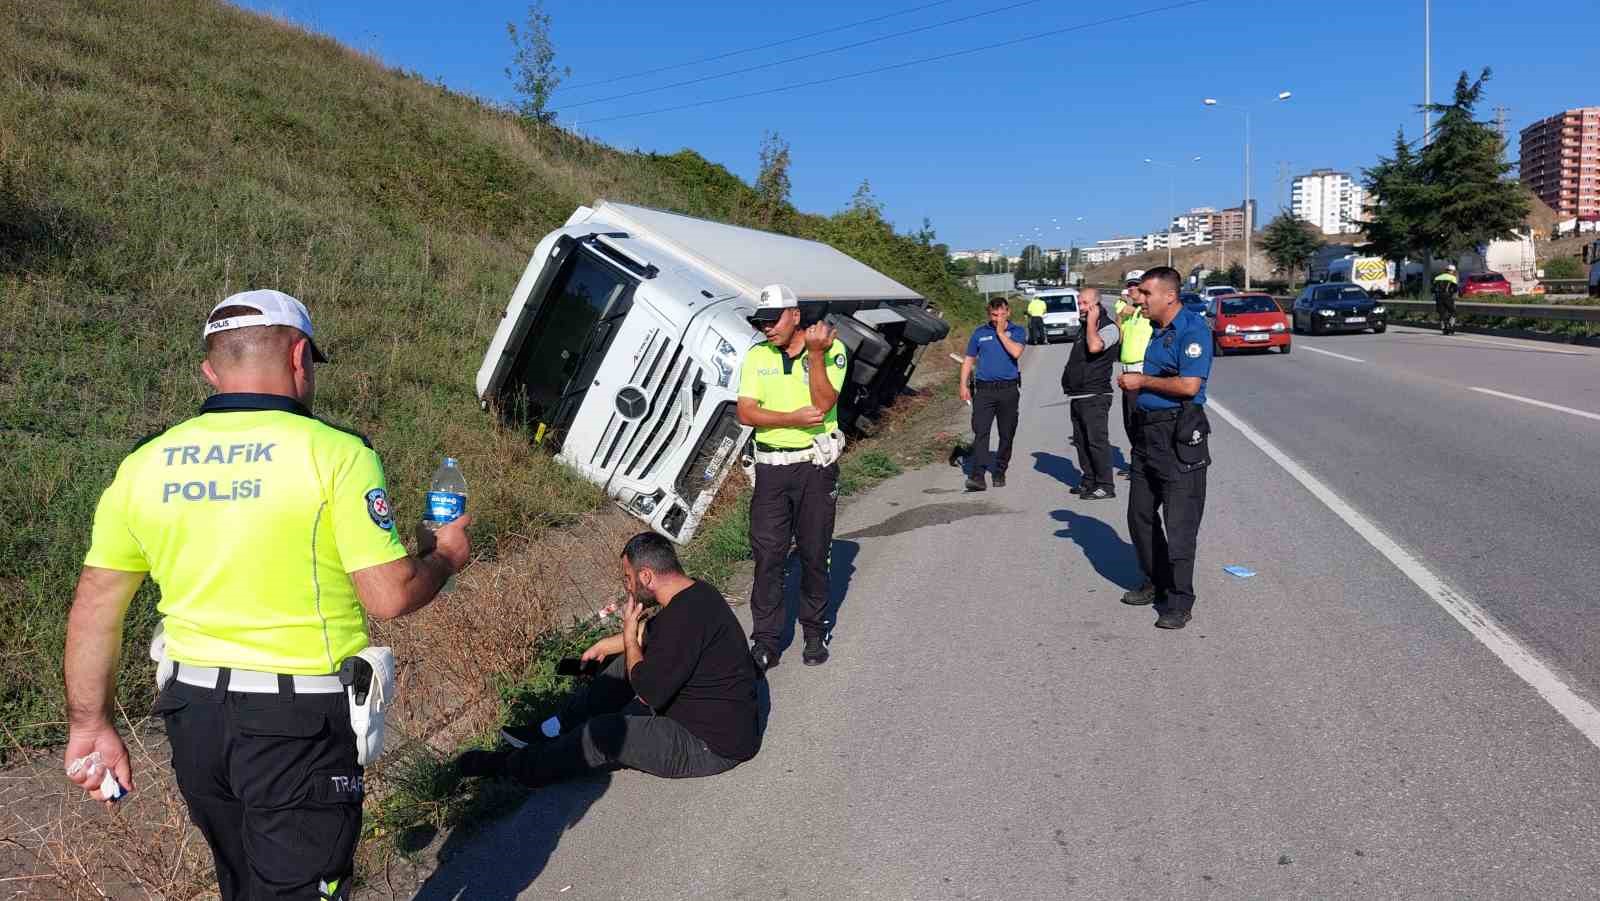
[
  {"left": 1423, "top": 0, "right": 1431, "bottom": 144},
  {"left": 1204, "top": 92, "right": 1291, "bottom": 291}
]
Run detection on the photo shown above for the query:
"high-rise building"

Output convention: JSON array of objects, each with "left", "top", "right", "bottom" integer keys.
[
  {"left": 1291, "top": 170, "right": 1365, "bottom": 235},
  {"left": 1520, "top": 107, "right": 1600, "bottom": 218}
]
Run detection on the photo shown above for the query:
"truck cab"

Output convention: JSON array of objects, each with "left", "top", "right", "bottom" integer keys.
[{"left": 477, "top": 202, "right": 949, "bottom": 542}]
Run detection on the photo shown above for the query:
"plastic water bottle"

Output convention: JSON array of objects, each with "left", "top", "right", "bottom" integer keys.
[{"left": 424, "top": 457, "right": 467, "bottom": 531}]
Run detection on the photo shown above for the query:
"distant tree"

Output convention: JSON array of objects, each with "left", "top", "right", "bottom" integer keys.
[
  {"left": 849, "top": 179, "right": 882, "bottom": 216},
  {"left": 1544, "top": 256, "right": 1583, "bottom": 279},
  {"left": 1019, "top": 244, "right": 1044, "bottom": 278},
  {"left": 1415, "top": 69, "right": 1530, "bottom": 258},
  {"left": 1261, "top": 212, "right": 1325, "bottom": 287},
  {"left": 753, "top": 131, "right": 793, "bottom": 231},
  {"left": 506, "top": 2, "right": 569, "bottom": 125},
  {"left": 1360, "top": 129, "right": 1426, "bottom": 272}
]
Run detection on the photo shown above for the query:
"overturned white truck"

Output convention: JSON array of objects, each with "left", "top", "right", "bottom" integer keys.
[{"left": 476, "top": 201, "right": 950, "bottom": 543}]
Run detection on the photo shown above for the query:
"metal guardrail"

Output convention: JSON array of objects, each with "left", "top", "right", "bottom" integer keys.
[
  {"left": 1380, "top": 300, "right": 1600, "bottom": 323},
  {"left": 1538, "top": 279, "right": 1590, "bottom": 295}
]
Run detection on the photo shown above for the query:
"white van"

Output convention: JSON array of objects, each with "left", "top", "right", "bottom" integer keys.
[{"left": 1032, "top": 289, "right": 1081, "bottom": 343}]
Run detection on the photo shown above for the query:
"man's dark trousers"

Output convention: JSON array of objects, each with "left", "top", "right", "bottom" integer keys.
[
  {"left": 970, "top": 380, "right": 1020, "bottom": 477},
  {"left": 154, "top": 677, "right": 363, "bottom": 900},
  {"left": 1028, "top": 315, "right": 1045, "bottom": 345},
  {"left": 749, "top": 459, "right": 839, "bottom": 653},
  {"left": 1069, "top": 393, "right": 1114, "bottom": 492},
  {"left": 1127, "top": 410, "right": 1208, "bottom": 613},
  {"left": 506, "top": 656, "right": 738, "bottom": 786}
]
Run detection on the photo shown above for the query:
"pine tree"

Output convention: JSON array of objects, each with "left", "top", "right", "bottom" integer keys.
[
  {"left": 1415, "top": 69, "right": 1529, "bottom": 257},
  {"left": 1360, "top": 129, "right": 1425, "bottom": 270},
  {"left": 1261, "top": 212, "right": 1324, "bottom": 287}
]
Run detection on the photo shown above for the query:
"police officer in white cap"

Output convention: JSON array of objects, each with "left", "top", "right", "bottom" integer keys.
[
  {"left": 63, "top": 289, "right": 471, "bottom": 899},
  {"left": 737, "top": 284, "right": 849, "bottom": 670}
]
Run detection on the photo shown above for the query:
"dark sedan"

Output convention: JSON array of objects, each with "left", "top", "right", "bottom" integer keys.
[{"left": 1290, "top": 283, "right": 1388, "bottom": 335}]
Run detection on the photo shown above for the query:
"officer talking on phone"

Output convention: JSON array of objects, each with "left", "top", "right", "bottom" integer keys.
[
  {"left": 1115, "top": 268, "right": 1213, "bottom": 630},
  {"left": 63, "top": 290, "right": 470, "bottom": 900}
]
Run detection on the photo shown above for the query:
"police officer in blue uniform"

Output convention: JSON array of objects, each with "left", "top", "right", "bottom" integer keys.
[
  {"left": 959, "top": 297, "right": 1027, "bottom": 491},
  {"left": 1115, "top": 267, "right": 1213, "bottom": 629}
]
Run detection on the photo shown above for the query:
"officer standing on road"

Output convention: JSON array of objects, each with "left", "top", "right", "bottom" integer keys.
[
  {"left": 63, "top": 290, "right": 471, "bottom": 900},
  {"left": 1116, "top": 267, "right": 1213, "bottom": 630},
  {"left": 738, "top": 284, "right": 849, "bottom": 672},
  {"left": 1433, "top": 264, "right": 1460, "bottom": 335},
  {"left": 1061, "top": 287, "right": 1121, "bottom": 500},
  {"left": 960, "top": 297, "right": 1027, "bottom": 492},
  {"left": 1114, "top": 279, "right": 1154, "bottom": 478},
  {"left": 1026, "top": 292, "right": 1048, "bottom": 345}
]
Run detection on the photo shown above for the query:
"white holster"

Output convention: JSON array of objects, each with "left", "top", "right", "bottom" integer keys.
[
  {"left": 150, "top": 620, "right": 174, "bottom": 690},
  {"left": 811, "top": 429, "right": 847, "bottom": 467},
  {"left": 346, "top": 646, "right": 396, "bottom": 767}
]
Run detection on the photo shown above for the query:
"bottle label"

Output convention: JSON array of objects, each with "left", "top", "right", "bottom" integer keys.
[{"left": 424, "top": 491, "right": 466, "bottom": 523}]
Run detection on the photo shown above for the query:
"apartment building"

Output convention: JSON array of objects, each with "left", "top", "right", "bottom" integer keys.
[
  {"left": 1520, "top": 107, "right": 1600, "bottom": 218},
  {"left": 1291, "top": 170, "right": 1365, "bottom": 235}
]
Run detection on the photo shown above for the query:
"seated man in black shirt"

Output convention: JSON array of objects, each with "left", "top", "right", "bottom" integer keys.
[{"left": 458, "top": 532, "right": 760, "bottom": 785}]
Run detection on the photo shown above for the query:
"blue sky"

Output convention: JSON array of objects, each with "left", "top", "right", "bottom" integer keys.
[{"left": 240, "top": 0, "right": 1598, "bottom": 252}]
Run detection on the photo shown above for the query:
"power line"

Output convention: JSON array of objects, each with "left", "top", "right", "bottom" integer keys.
[
  {"left": 554, "top": 0, "right": 1051, "bottom": 113},
  {"left": 575, "top": 0, "right": 1210, "bottom": 127},
  {"left": 558, "top": 0, "right": 964, "bottom": 92}
]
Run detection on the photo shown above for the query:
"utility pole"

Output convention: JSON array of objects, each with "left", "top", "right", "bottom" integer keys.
[
  {"left": 1493, "top": 105, "right": 1512, "bottom": 162},
  {"left": 1275, "top": 161, "right": 1293, "bottom": 214},
  {"left": 1423, "top": 0, "right": 1431, "bottom": 145}
]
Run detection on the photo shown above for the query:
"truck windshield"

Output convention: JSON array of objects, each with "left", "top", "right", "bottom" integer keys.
[{"left": 505, "top": 250, "right": 631, "bottom": 434}]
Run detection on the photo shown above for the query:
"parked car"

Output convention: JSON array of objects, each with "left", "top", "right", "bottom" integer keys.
[
  {"left": 1203, "top": 285, "right": 1238, "bottom": 299},
  {"left": 1212, "top": 293, "right": 1290, "bottom": 355},
  {"left": 1035, "top": 289, "right": 1081, "bottom": 343},
  {"left": 1459, "top": 271, "right": 1513, "bottom": 297},
  {"left": 1290, "top": 283, "right": 1387, "bottom": 335}
]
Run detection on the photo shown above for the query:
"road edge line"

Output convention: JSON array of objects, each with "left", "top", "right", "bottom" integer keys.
[
  {"left": 1301, "top": 346, "right": 1365, "bottom": 363},
  {"left": 1208, "top": 398, "right": 1600, "bottom": 751}
]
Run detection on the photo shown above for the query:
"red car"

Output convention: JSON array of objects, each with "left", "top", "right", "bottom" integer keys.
[
  {"left": 1211, "top": 293, "right": 1291, "bottom": 355},
  {"left": 1460, "top": 271, "right": 1513, "bottom": 297}
]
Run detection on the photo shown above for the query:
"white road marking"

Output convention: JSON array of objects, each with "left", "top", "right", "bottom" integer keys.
[
  {"left": 948, "top": 353, "right": 966, "bottom": 364},
  {"left": 1390, "top": 328, "right": 1591, "bottom": 356},
  {"left": 1469, "top": 387, "right": 1600, "bottom": 423},
  {"left": 1302, "top": 346, "right": 1365, "bottom": 363},
  {"left": 1209, "top": 398, "right": 1600, "bottom": 752}
]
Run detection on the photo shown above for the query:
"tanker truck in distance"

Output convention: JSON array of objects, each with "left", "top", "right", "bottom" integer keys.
[{"left": 476, "top": 201, "right": 950, "bottom": 543}]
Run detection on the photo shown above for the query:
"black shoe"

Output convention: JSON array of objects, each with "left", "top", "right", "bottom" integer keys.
[
  {"left": 1120, "top": 582, "right": 1158, "bottom": 606},
  {"left": 1085, "top": 486, "right": 1115, "bottom": 500},
  {"left": 802, "top": 633, "right": 830, "bottom": 666},
  {"left": 751, "top": 643, "right": 780, "bottom": 673},
  {"left": 965, "top": 473, "right": 987, "bottom": 492},
  {"left": 499, "top": 720, "right": 556, "bottom": 750},
  {"left": 455, "top": 748, "right": 512, "bottom": 779},
  {"left": 1155, "top": 611, "right": 1192, "bottom": 630},
  {"left": 991, "top": 472, "right": 1007, "bottom": 488}
]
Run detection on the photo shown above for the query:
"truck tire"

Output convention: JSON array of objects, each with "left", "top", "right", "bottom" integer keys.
[
  {"left": 891, "top": 304, "right": 952, "bottom": 345},
  {"left": 829, "top": 314, "right": 893, "bottom": 367}
]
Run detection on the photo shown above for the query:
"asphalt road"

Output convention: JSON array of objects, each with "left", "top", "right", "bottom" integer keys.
[{"left": 407, "top": 326, "right": 1600, "bottom": 900}]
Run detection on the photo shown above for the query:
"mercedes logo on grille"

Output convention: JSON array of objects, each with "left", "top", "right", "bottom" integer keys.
[{"left": 615, "top": 386, "right": 649, "bottom": 420}]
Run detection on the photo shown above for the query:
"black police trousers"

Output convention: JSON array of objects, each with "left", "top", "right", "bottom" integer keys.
[
  {"left": 154, "top": 678, "right": 362, "bottom": 901},
  {"left": 506, "top": 655, "right": 740, "bottom": 786},
  {"left": 1028, "top": 315, "right": 1045, "bottom": 344},
  {"left": 1069, "top": 394, "right": 1114, "bottom": 492},
  {"left": 1434, "top": 292, "right": 1458, "bottom": 331},
  {"left": 749, "top": 459, "right": 839, "bottom": 653},
  {"left": 970, "top": 381, "right": 1020, "bottom": 476},
  {"left": 1128, "top": 411, "right": 1209, "bottom": 614}
]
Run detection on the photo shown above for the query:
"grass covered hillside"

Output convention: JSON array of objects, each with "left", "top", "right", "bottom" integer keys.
[{"left": 0, "top": 0, "right": 979, "bottom": 750}]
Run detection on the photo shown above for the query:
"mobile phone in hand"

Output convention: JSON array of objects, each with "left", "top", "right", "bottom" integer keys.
[{"left": 556, "top": 657, "right": 600, "bottom": 677}]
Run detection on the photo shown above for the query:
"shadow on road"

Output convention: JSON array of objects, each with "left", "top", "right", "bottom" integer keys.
[
  {"left": 1049, "top": 508, "right": 1142, "bottom": 590},
  {"left": 1032, "top": 451, "right": 1083, "bottom": 489},
  {"left": 412, "top": 775, "right": 612, "bottom": 900},
  {"left": 775, "top": 539, "right": 860, "bottom": 653}
]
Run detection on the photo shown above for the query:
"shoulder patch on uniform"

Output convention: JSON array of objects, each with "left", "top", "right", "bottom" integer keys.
[
  {"left": 317, "top": 418, "right": 374, "bottom": 449},
  {"left": 365, "top": 488, "right": 395, "bottom": 530},
  {"left": 832, "top": 352, "right": 846, "bottom": 369},
  {"left": 1185, "top": 342, "right": 1202, "bottom": 358}
]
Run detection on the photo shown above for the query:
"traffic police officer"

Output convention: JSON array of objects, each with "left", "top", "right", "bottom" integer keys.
[
  {"left": 1433, "top": 264, "right": 1460, "bottom": 335},
  {"left": 1115, "top": 278, "right": 1154, "bottom": 477},
  {"left": 738, "top": 284, "right": 848, "bottom": 671},
  {"left": 1115, "top": 267, "right": 1212, "bottom": 630},
  {"left": 63, "top": 290, "right": 471, "bottom": 900},
  {"left": 1026, "top": 293, "right": 1048, "bottom": 345}
]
